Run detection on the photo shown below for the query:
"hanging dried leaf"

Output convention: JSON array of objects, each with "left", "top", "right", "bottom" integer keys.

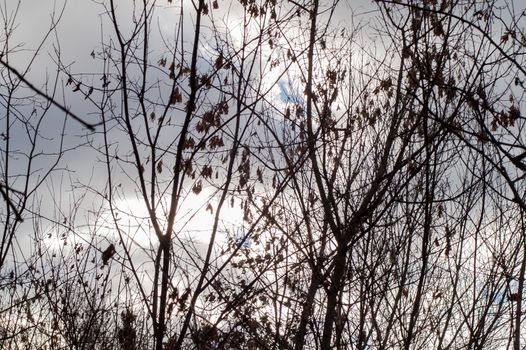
[
  {"left": 156, "top": 160, "right": 163, "bottom": 174},
  {"left": 509, "top": 105, "right": 520, "bottom": 122},
  {"left": 491, "top": 117, "right": 498, "bottom": 131},
  {"left": 192, "top": 181, "right": 202, "bottom": 195},
  {"left": 285, "top": 107, "right": 291, "bottom": 119},
  {"left": 257, "top": 168, "right": 263, "bottom": 183},
  {"left": 200, "top": 74, "right": 211, "bottom": 87},
  {"left": 215, "top": 54, "right": 224, "bottom": 69},
  {"left": 85, "top": 86, "right": 93, "bottom": 99},
  {"left": 185, "top": 100, "right": 196, "bottom": 113},
  {"left": 201, "top": 165, "right": 213, "bottom": 178},
  {"left": 219, "top": 100, "right": 229, "bottom": 115},
  {"left": 183, "top": 159, "right": 193, "bottom": 175},
  {"left": 169, "top": 87, "right": 182, "bottom": 105},
  {"left": 168, "top": 62, "right": 175, "bottom": 80},
  {"left": 183, "top": 137, "right": 195, "bottom": 149},
  {"left": 437, "top": 203, "right": 443, "bottom": 217},
  {"left": 209, "top": 135, "right": 224, "bottom": 149},
  {"left": 101, "top": 244, "right": 115, "bottom": 265},
  {"left": 178, "top": 288, "right": 190, "bottom": 311}
]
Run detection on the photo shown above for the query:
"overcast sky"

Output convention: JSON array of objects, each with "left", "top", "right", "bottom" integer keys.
[{"left": 1, "top": 0, "right": 383, "bottom": 267}]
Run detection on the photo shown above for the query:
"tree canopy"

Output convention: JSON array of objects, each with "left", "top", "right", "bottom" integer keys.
[{"left": 2, "top": 0, "right": 526, "bottom": 349}]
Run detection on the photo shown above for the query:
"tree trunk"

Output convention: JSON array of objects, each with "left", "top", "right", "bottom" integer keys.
[{"left": 321, "top": 247, "right": 347, "bottom": 350}]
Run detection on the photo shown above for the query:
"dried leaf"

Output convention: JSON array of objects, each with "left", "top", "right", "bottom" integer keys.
[
  {"left": 192, "top": 181, "right": 202, "bottom": 195},
  {"left": 169, "top": 62, "right": 175, "bottom": 80},
  {"left": 183, "top": 159, "right": 193, "bottom": 175},
  {"left": 209, "top": 135, "right": 224, "bottom": 149},
  {"left": 509, "top": 105, "right": 520, "bottom": 121},
  {"left": 214, "top": 54, "right": 224, "bottom": 69},
  {"left": 183, "top": 137, "right": 195, "bottom": 149},
  {"left": 101, "top": 244, "right": 115, "bottom": 265},
  {"left": 169, "top": 87, "right": 182, "bottom": 105},
  {"left": 85, "top": 86, "right": 93, "bottom": 99},
  {"left": 201, "top": 165, "right": 213, "bottom": 178},
  {"left": 257, "top": 168, "right": 263, "bottom": 183}
]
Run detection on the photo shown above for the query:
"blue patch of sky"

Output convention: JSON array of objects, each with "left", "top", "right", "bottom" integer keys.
[
  {"left": 278, "top": 80, "right": 304, "bottom": 105},
  {"left": 234, "top": 228, "right": 251, "bottom": 250}
]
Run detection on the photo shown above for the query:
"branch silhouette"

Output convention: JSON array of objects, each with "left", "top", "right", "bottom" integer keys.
[
  {"left": 0, "top": 58, "right": 97, "bottom": 131},
  {"left": 0, "top": 183, "right": 23, "bottom": 222}
]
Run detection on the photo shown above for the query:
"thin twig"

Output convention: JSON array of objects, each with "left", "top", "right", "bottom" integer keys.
[{"left": 0, "top": 58, "right": 97, "bottom": 131}]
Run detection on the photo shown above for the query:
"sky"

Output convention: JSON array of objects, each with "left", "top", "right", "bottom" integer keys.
[
  {"left": 4, "top": 2, "right": 526, "bottom": 348},
  {"left": 0, "top": 0, "right": 382, "bottom": 285},
  {"left": 14, "top": 0, "right": 522, "bottom": 258}
]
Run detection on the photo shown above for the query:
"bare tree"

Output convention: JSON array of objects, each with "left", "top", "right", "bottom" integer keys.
[{"left": 4, "top": 0, "right": 526, "bottom": 349}]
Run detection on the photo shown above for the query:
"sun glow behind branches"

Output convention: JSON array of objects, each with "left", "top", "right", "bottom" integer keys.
[{"left": 108, "top": 186, "right": 244, "bottom": 250}]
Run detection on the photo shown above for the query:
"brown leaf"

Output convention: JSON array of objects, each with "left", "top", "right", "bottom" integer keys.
[
  {"left": 183, "top": 159, "right": 193, "bottom": 175},
  {"left": 185, "top": 100, "right": 196, "bottom": 112},
  {"left": 209, "top": 135, "right": 224, "bottom": 149},
  {"left": 101, "top": 244, "right": 115, "bottom": 265},
  {"left": 192, "top": 181, "right": 202, "bottom": 195},
  {"left": 509, "top": 105, "right": 520, "bottom": 121},
  {"left": 257, "top": 168, "right": 263, "bottom": 183},
  {"left": 183, "top": 137, "right": 195, "bottom": 149},
  {"left": 169, "top": 62, "right": 175, "bottom": 80},
  {"left": 169, "top": 87, "right": 182, "bottom": 105},
  {"left": 156, "top": 160, "right": 163, "bottom": 174},
  {"left": 214, "top": 54, "right": 224, "bottom": 70},
  {"left": 85, "top": 86, "right": 93, "bottom": 99},
  {"left": 201, "top": 165, "right": 213, "bottom": 178}
]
